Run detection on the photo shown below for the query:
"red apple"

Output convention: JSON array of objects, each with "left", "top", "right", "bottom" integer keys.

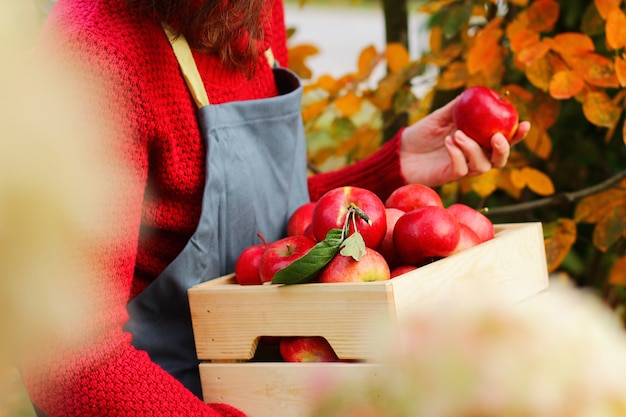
[
  {"left": 234, "top": 242, "right": 266, "bottom": 285},
  {"left": 451, "top": 223, "right": 482, "bottom": 254},
  {"left": 375, "top": 207, "right": 405, "bottom": 269},
  {"left": 259, "top": 235, "right": 317, "bottom": 283},
  {"left": 287, "top": 201, "right": 316, "bottom": 237},
  {"left": 318, "top": 247, "right": 391, "bottom": 283},
  {"left": 446, "top": 203, "right": 495, "bottom": 243},
  {"left": 393, "top": 206, "right": 461, "bottom": 265},
  {"left": 453, "top": 86, "right": 519, "bottom": 150},
  {"left": 385, "top": 183, "right": 443, "bottom": 212},
  {"left": 279, "top": 336, "right": 339, "bottom": 362},
  {"left": 311, "top": 186, "right": 387, "bottom": 249},
  {"left": 390, "top": 264, "right": 418, "bottom": 278}
]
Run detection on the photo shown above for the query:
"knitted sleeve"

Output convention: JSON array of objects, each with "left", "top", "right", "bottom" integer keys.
[{"left": 20, "top": 5, "right": 245, "bottom": 417}]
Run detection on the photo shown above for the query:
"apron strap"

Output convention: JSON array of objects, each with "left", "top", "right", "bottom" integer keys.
[{"left": 162, "top": 22, "right": 278, "bottom": 109}]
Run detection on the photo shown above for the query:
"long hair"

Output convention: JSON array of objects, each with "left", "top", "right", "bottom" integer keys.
[{"left": 127, "top": 0, "right": 267, "bottom": 73}]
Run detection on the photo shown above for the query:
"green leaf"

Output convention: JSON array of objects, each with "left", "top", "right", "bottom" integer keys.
[
  {"left": 271, "top": 229, "right": 343, "bottom": 285},
  {"left": 339, "top": 231, "right": 367, "bottom": 261}
]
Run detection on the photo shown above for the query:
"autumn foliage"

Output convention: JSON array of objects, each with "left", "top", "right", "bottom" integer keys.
[{"left": 289, "top": 0, "right": 626, "bottom": 317}]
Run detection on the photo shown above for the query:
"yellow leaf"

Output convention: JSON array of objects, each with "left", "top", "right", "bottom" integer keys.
[
  {"left": 606, "top": 8, "right": 626, "bottom": 49},
  {"left": 287, "top": 43, "right": 319, "bottom": 79},
  {"left": 544, "top": 218, "right": 577, "bottom": 273},
  {"left": 548, "top": 70, "right": 585, "bottom": 99},
  {"left": 470, "top": 169, "right": 499, "bottom": 198},
  {"left": 357, "top": 45, "right": 380, "bottom": 79},
  {"left": 609, "top": 256, "right": 626, "bottom": 286},
  {"left": 333, "top": 92, "right": 362, "bottom": 117},
  {"left": 594, "top": 0, "right": 622, "bottom": 19},
  {"left": 385, "top": 43, "right": 410, "bottom": 73},
  {"left": 594, "top": 197, "right": 626, "bottom": 251},
  {"left": 524, "top": 167, "right": 555, "bottom": 196},
  {"left": 523, "top": 125, "right": 552, "bottom": 159},
  {"left": 574, "top": 179, "right": 626, "bottom": 223},
  {"left": 316, "top": 74, "right": 339, "bottom": 95},
  {"left": 497, "top": 170, "right": 523, "bottom": 199},
  {"left": 438, "top": 61, "right": 468, "bottom": 90},
  {"left": 583, "top": 91, "right": 622, "bottom": 128},
  {"left": 509, "top": 168, "right": 527, "bottom": 189},
  {"left": 525, "top": 53, "right": 554, "bottom": 91},
  {"left": 301, "top": 98, "right": 328, "bottom": 123}
]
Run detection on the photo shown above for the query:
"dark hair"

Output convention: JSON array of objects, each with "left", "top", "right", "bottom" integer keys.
[{"left": 127, "top": 0, "right": 267, "bottom": 73}]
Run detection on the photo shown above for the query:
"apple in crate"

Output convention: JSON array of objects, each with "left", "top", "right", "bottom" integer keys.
[
  {"left": 311, "top": 186, "right": 387, "bottom": 249},
  {"left": 375, "top": 207, "right": 405, "bottom": 269},
  {"left": 446, "top": 203, "right": 495, "bottom": 243},
  {"left": 234, "top": 242, "right": 266, "bottom": 285},
  {"left": 318, "top": 247, "right": 390, "bottom": 283},
  {"left": 286, "top": 201, "right": 316, "bottom": 237},
  {"left": 385, "top": 183, "right": 443, "bottom": 212},
  {"left": 453, "top": 85, "right": 519, "bottom": 150},
  {"left": 259, "top": 235, "right": 317, "bottom": 283},
  {"left": 393, "top": 206, "right": 460, "bottom": 265},
  {"left": 279, "top": 336, "right": 339, "bottom": 362}
]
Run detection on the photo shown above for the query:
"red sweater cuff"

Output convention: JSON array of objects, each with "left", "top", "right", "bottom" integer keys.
[{"left": 307, "top": 129, "right": 407, "bottom": 203}]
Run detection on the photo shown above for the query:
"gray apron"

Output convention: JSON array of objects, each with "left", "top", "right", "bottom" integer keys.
[{"left": 124, "top": 26, "right": 310, "bottom": 398}]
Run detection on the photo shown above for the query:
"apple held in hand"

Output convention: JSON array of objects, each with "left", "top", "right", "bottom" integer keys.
[
  {"left": 279, "top": 336, "right": 339, "bottom": 362},
  {"left": 446, "top": 203, "right": 495, "bottom": 243},
  {"left": 453, "top": 86, "right": 519, "bottom": 150},
  {"left": 393, "top": 206, "right": 461, "bottom": 265},
  {"left": 287, "top": 201, "right": 316, "bottom": 237},
  {"left": 318, "top": 247, "right": 391, "bottom": 283},
  {"left": 311, "top": 186, "right": 387, "bottom": 249},
  {"left": 385, "top": 183, "right": 443, "bottom": 212},
  {"left": 259, "top": 235, "right": 317, "bottom": 283}
]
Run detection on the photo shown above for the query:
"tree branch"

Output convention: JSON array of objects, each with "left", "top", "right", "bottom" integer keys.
[{"left": 484, "top": 169, "right": 626, "bottom": 217}]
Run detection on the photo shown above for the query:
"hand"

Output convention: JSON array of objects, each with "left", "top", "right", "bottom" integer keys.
[{"left": 399, "top": 96, "right": 530, "bottom": 187}]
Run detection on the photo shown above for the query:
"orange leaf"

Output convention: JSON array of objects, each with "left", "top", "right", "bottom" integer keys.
[
  {"left": 615, "top": 56, "right": 626, "bottom": 86},
  {"left": 593, "top": 197, "right": 626, "bottom": 251},
  {"left": 523, "top": 125, "right": 552, "bottom": 159},
  {"left": 316, "top": 75, "right": 339, "bottom": 95},
  {"left": 544, "top": 218, "right": 577, "bottom": 273},
  {"left": 517, "top": 38, "right": 553, "bottom": 64},
  {"left": 525, "top": 167, "right": 556, "bottom": 196},
  {"left": 574, "top": 52, "right": 620, "bottom": 88},
  {"left": 574, "top": 179, "right": 626, "bottom": 223},
  {"left": 467, "top": 18, "right": 504, "bottom": 75},
  {"left": 550, "top": 32, "right": 595, "bottom": 59},
  {"left": 606, "top": 8, "right": 626, "bottom": 49},
  {"left": 527, "top": 0, "right": 560, "bottom": 33},
  {"left": 608, "top": 256, "right": 626, "bottom": 286},
  {"left": 385, "top": 43, "right": 410, "bottom": 73},
  {"left": 357, "top": 45, "right": 380, "bottom": 79},
  {"left": 525, "top": 53, "right": 555, "bottom": 91},
  {"left": 530, "top": 91, "right": 561, "bottom": 129},
  {"left": 594, "top": 0, "right": 622, "bottom": 19},
  {"left": 287, "top": 44, "right": 319, "bottom": 80},
  {"left": 508, "top": 0, "right": 529, "bottom": 5},
  {"left": 583, "top": 91, "right": 622, "bottom": 127},
  {"left": 509, "top": 29, "right": 540, "bottom": 54},
  {"left": 548, "top": 70, "right": 585, "bottom": 99},
  {"left": 438, "top": 61, "right": 468, "bottom": 90},
  {"left": 333, "top": 93, "right": 363, "bottom": 118}
]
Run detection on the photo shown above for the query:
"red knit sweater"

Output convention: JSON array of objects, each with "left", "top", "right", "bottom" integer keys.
[{"left": 23, "top": 0, "right": 406, "bottom": 415}]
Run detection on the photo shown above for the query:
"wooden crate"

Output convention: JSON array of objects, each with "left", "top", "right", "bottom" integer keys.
[{"left": 188, "top": 222, "right": 549, "bottom": 417}]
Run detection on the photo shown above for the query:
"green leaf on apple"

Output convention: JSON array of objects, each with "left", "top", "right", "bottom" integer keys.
[
  {"left": 271, "top": 228, "right": 343, "bottom": 285},
  {"left": 339, "top": 231, "right": 366, "bottom": 261}
]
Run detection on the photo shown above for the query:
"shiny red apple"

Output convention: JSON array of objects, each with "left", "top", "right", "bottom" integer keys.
[
  {"left": 375, "top": 207, "right": 405, "bottom": 269},
  {"left": 286, "top": 201, "right": 316, "bottom": 237},
  {"left": 453, "top": 86, "right": 519, "bottom": 150},
  {"left": 451, "top": 223, "right": 481, "bottom": 254},
  {"left": 259, "top": 235, "right": 317, "bottom": 284},
  {"left": 393, "top": 206, "right": 461, "bottom": 265},
  {"left": 446, "top": 203, "right": 495, "bottom": 243},
  {"left": 390, "top": 264, "right": 418, "bottom": 278},
  {"left": 234, "top": 242, "right": 266, "bottom": 285},
  {"left": 311, "top": 186, "right": 387, "bottom": 249},
  {"left": 279, "top": 336, "right": 339, "bottom": 362},
  {"left": 318, "top": 247, "right": 390, "bottom": 283},
  {"left": 385, "top": 183, "right": 443, "bottom": 212}
]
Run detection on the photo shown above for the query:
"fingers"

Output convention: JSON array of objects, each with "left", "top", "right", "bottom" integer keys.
[
  {"left": 451, "top": 130, "right": 492, "bottom": 175},
  {"left": 511, "top": 121, "right": 531, "bottom": 145}
]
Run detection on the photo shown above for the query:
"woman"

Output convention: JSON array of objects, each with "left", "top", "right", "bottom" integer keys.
[{"left": 24, "top": 0, "right": 529, "bottom": 416}]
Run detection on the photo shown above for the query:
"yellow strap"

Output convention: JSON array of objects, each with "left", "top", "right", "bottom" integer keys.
[{"left": 162, "top": 22, "right": 210, "bottom": 108}]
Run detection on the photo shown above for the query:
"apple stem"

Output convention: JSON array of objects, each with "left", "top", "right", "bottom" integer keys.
[{"left": 257, "top": 232, "right": 268, "bottom": 247}]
